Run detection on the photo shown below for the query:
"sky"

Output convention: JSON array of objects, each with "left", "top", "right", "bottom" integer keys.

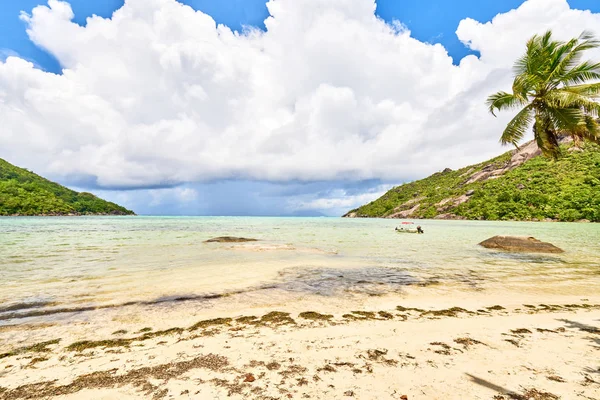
[{"left": 1, "top": 0, "right": 600, "bottom": 216}]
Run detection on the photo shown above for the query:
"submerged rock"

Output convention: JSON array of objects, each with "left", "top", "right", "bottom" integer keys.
[
  {"left": 479, "top": 236, "right": 564, "bottom": 254},
  {"left": 204, "top": 237, "right": 258, "bottom": 243}
]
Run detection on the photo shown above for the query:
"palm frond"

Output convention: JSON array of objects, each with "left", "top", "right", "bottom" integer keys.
[
  {"left": 559, "top": 61, "right": 600, "bottom": 85},
  {"left": 560, "top": 82, "right": 600, "bottom": 97},
  {"left": 539, "top": 30, "right": 555, "bottom": 53},
  {"left": 544, "top": 105, "right": 584, "bottom": 132},
  {"left": 514, "top": 32, "right": 553, "bottom": 77},
  {"left": 547, "top": 37, "right": 578, "bottom": 73},
  {"left": 547, "top": 39, "right": 583, "bottom": 86},
  {"left": 578, "top": 30, "right": 600, "bottom": 43},
  {"left": 548, "top": 31, "right": 600, "bottom": 87},
  {"left": 574, "top": 115, "right": 600, "bottom": 144},
  {"left": 514, "top": 36, "right": 538, "bottom": 75},
  {"left": 575, "top": 30, "right": 600, "bottom": 51},
  {"left": 500, "top": 105, "right": 534, "bottom": 146},
  {"left": 546, "top": 89, "right": 600, "bottom": 117},
  {"left": 512, "top": 73, "right": 541, "bottom": 97},
  {"left": 486, "top": 92, "right": 527, "bottom": 116}
]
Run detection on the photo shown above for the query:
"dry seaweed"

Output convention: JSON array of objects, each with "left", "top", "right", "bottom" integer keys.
[
  {"left": 298, "top": 312, "right": 333, "bottom": 321},
  {"left": 422, "top": 307, "right": 472, "bottom": 318},
  {"left": 0, "top": 339, "right": 60, "bottom": 360},
  {"left": 189, "top": 318, "right": 232, "bottom": 331},
  {"left": 260, "top": 312, "right": 296, "bottom": 326},
  {"left": 0, "top": 353, "right": 229, "bottom": 400}
]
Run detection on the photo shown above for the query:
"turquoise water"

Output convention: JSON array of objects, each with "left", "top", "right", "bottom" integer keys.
[{"left": 1, "top": 217, "right": 599, "bottom": 325}]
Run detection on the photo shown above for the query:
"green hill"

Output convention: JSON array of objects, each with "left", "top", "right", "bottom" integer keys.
[
  {"left": 344, "top": 140, "right": 600, "bottom": 222},
  {"left": 0, "top": 158, "right": 135, "bottom": 216}
]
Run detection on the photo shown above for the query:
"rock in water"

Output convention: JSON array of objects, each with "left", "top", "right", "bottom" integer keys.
[
  {"left": 204, "top": 237, "right": 258, "bottom": 243},
  {"left": 479, "top": 236, "right": 564, "bottom": 253}
]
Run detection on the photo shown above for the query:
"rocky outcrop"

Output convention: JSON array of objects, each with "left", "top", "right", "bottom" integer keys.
[
  {"left": 464, "top": 137, "right": 572, "bottom": 185},
  {"left": 387, "top": 204, "right": 420, "bottom": 218},
  {"left": 204, "top": 237, "right": 258, "bottom": 243},
  {"left": 478, "top": 236, "right": 564, "bottom": 253}
]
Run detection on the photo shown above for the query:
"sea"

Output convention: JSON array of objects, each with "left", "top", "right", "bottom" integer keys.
[{"left": 1, "top": 216, "right": 599, "bottom": 328}]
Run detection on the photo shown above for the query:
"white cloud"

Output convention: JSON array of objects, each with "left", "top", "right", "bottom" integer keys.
[
  {"left": 176, "top": 187, "right": 198, "bottom": 202},
  {"left": 288, "top": 184, "right": 395, "bottom": 214},
  {"left": 1, "top": 0, "right": 599, "bottom": 190}
]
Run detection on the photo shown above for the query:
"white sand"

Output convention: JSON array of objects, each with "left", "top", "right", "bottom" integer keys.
[{"left": 1, "top": 293, "right": 599, "bottom": 399}]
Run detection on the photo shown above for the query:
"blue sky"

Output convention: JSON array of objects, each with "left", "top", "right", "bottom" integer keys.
[
  {"left": 1, "top": 0, "right": 600, "bottom": 216},
  {"left": 4, "top": 0, "right": 599, "bottom": 73}
]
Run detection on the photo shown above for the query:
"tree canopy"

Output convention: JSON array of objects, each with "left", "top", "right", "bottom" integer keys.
[
  {"left": 487, "top": 30, "right": 600, "bottom": 158},
  {"left": 0, "top": 158, "right": 134, "bottom": 216}
]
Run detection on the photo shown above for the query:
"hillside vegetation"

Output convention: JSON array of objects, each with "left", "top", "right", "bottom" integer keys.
[
  {"left": 0, "top": 158, "right": 134, "bottom": 216},
  {"left": 344, "top": 141, "right": 600, "bottom": 222}
]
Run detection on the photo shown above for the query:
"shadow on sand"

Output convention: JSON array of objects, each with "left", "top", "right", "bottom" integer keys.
[
  {"left": 465, "top": 373, "right": 515, "bottom": 396},
  {"left": 557, "top": 319, "right": 600, "bottom": 376}
]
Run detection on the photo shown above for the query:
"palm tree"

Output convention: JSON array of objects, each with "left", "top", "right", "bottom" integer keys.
[{"left": 487, "top": 30, "right": 600, "bottom": 158}]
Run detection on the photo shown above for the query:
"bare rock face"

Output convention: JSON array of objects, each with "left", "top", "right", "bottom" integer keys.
[
  {"left": 388, "top": 204, "right": 420, "bottom": 219},
  {"left": 204, "top": 237, "right": 258, "bottom": 243},
  {"left": 464, "top": 137, "right": 573, "bottom": 185},
  {"left": 479, "top": 236, "right": 564, "bottom": 253}
]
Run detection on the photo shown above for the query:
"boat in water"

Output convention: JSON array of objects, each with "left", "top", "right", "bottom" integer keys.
[{"left": 395, "top": 221, "right": 424, "bottom": 234}]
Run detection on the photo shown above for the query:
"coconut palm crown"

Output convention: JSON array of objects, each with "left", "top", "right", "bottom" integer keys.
[{"left": 487, "top": 30, "right": 600, "bottom": 158}]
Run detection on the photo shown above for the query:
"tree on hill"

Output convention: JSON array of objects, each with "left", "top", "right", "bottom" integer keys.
[
  {"left": 0, "top": 158, "right": 134, "bottom": 216},
  {"left": 487, "top": 30, "right": 600, "bottom": 158}
]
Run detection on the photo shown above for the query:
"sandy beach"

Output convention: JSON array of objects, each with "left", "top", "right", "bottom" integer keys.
[{"left": 1, "top": 291, "right": 599, "bottom": 400}]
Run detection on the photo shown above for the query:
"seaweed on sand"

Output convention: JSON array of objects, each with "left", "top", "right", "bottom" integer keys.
[
  {"left": 189, "top": 318, "right": 232, "bottom": 332},
  {"left": 298, "top": 312, "right": 333, "bottom": 321},
  {"left": 422, "top": 307, "right": 473, "bottom": 318},
  {"left": 0, "top": 339, "right": 61, "bottom": 360},
  {"left": 259, "top": 312, "right": 296, "bottom": 326},
  {"left": 0, "top": 353, "right": 229, "bottom": 400},
  {"left": 67, "top": 328, "right": 184, "bottom": 352}
]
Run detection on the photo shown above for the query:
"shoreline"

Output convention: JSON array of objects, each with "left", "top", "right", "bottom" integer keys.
[
  {"left": 0, "top": 213, "right": 135, "bottom": 217},
  {"left": 1, "top": 214, "right": 597, "bottom": 222},
  {"left": 343, "top": 215, "right": 596, "bottom": 223},
  {"left": 1, "top": 293, "right": 599, "bottom": 399}
]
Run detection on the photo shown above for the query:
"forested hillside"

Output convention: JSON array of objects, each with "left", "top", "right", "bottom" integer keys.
[
  {"left": 0, "top": 158, "right": 134, "bottom": 216},
  {"left": 344, "top": 141, "right": 600, "bottom": 222}
]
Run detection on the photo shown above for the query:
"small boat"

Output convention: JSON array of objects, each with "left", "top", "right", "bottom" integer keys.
[{"left": 395, "top": 222, "right": 424, "bottom": 234}]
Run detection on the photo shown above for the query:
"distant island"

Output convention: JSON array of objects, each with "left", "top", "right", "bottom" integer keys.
[
  {"left": 344, "top": 140, "right": 600, "bottom": 222},
  {"left": 0, "top": 158, "right": 135, "bottom": 216}
]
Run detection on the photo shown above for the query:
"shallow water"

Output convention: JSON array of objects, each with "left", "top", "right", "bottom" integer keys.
[{"left": 1, "top": 216, "right": 599, "bottom": 326}]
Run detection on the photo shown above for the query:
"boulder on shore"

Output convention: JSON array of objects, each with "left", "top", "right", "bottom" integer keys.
[
  {"left": 204, "top": 237, "right": 258, "bottom": 243},
  {"left": 479, "top": 236, "right": 564, "bottom": 253}
]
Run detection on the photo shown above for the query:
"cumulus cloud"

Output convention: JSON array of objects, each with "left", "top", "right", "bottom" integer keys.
[
  {"left": 1, "top": 0, "right": 599, "bottom": 193},
  {"left": 288, "top": 183, "right": 395, "bottom": 214}
]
